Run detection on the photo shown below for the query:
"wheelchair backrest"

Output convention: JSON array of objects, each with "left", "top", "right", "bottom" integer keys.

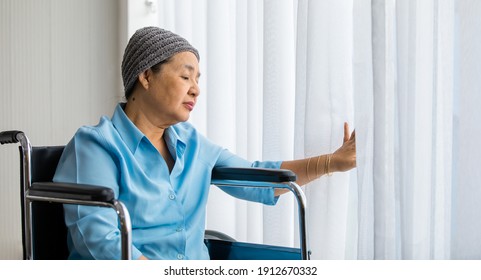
[{"left": 20, "top": 146, "right": 69, "bottom": 259}]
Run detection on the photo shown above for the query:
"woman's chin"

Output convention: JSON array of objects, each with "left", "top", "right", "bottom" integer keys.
[{"left": 179, "top": 113, "right": 190, "bottom": 123}]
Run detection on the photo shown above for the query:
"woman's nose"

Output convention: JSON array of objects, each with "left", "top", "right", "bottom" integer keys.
[{"left": 190, "top": 82, "right": 200, "bottom": 97}]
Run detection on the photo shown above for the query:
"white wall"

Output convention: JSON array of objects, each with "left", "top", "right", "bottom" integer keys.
[{"left": 0, "top": 0, "right": 120, "bottom": 259}]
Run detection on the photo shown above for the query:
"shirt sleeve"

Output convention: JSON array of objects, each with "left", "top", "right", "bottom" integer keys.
[
  {"left": 53, "top": 127, "right": 143, "bottom": 260},
  {"left": 214, "top": 149, "right": 283, "bottom": 205}
]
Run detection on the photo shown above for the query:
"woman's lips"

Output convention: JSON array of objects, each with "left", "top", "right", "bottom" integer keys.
[{"left": 183, "top": 102, "right": 195, "bottom": 111}]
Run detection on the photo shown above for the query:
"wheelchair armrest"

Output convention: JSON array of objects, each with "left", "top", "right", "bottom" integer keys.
[
  {"left": 211, "top": 167, "right": 310, "bottom": 260},
  {"left": 27, "top": 182, "right": 131, "bottom": 260},
  {"left": 211, "top": 167, "right": 297, "bottom": 183},
  {"left": 29, "top": 182, "right": 115, "bottom": 202}
]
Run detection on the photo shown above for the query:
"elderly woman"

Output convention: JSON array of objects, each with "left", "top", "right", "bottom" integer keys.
[{"left": 53, "top": 26, "right": 356, "bottom": 260}]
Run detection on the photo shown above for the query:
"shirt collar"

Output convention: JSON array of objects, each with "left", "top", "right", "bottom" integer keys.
[
  {"left": 111, "top": 103, "right": 144, "bottom": 154},
  {"left": 112, "top": 103, "right": 187, "bottom": 158},
  {"left": 164, "top": 125, "right": 186, "bottom": 159}
]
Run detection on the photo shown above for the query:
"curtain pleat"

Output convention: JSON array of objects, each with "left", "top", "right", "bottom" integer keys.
[
  {"left": 296, "top": 0, "right": 357, "bottom": 259},
  {"left": 369, "top": 0, "right": 454, "bottom": 259},
  {"left": 451, "top": 0, "right": 481, "bottom": 259},
  {"left": 353, "top": 0, "right": 375, "bottom": 260}
]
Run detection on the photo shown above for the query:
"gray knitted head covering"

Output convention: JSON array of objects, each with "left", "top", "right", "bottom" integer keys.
[{"left": 121, "top": 26, "right": 200, "bottom": 97}]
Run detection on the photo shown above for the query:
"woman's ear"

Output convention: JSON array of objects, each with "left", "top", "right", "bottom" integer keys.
[{"left": 138, "top": 69, "right": 151, "bottom": 90}]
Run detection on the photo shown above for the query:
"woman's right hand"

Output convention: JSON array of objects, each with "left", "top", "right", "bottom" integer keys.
[{"left": 331, "top": 122, "right": 356, "bottom": 173}]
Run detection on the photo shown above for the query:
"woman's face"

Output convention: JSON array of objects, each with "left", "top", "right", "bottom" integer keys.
[{"left": 142, "top": 51, "right": 200, "bottom": 126}]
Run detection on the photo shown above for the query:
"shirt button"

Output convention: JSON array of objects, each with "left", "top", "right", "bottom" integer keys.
[
  {"left": 169, "top": 194, "right": 176, "bottom": 200},
  {"left": 176, "top": 227, "right": 184, "bottom": 232},
  {"left": 177, "top": 253, "right": 184, "bottom": 260}
]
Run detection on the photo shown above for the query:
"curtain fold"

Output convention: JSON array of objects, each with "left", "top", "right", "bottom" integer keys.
[
  {"left": 451, "top": 0, "right": 481, "bottom": 259},
  {"left": 262, "top": 0, "right": 297, "bottom": 248},
  {"left": 352, "top": 0, "right": 375, "bottom": 260},
  {"left": 369, "top": 0, "right": 454, "bottom": 259},
  {"left": 295, "top": 0, "right": 357, "bottom": 259}
]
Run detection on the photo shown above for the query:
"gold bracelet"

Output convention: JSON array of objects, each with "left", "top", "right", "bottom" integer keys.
[
  {"left": 325, "top": 154, "right": 332, "bottom": 176},
  {"left": 324, "top": 154, "right": 328, "bottom": 175},
  {"left": 315, "top": 155, "right": 321, "bottom": 178},
  {"left": 306, "top": 157, "right": 312, "bottom": 182}
]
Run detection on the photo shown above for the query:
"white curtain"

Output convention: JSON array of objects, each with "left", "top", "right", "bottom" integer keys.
[
  {"left": 298, "top": 0, "right": 481, "bottom": 260},
  {"left": 364, "top": 0, "right": 454, "bottom": 259},
  {"left": 126, "top": 0, "right": 481, "bottom": 259}
]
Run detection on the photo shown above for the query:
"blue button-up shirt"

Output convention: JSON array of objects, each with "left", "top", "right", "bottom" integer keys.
[{"left": 53, "top": 103, "right": 281, "bottom": 260}]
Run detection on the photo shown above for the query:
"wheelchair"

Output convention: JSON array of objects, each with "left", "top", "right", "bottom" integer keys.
[{"left": 1, "top": 130, "right": 310, "bottom": 260}]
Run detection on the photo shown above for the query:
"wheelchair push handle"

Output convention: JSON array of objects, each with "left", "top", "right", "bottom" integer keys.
[{"left": 0, "top": 130, "right": 24, "bottom": 145}]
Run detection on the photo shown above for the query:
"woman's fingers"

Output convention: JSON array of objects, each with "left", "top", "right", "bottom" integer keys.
[
  {"left": 344, "top": 122, "right": 350, "bottom": 143},
  {"left": 344, "top": 122, "right": 356, "bottom": 143}
]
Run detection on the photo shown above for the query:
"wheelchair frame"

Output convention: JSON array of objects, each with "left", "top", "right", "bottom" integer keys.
[{"left": 1, "top": 130, "right": 310, "bottom": 260}]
